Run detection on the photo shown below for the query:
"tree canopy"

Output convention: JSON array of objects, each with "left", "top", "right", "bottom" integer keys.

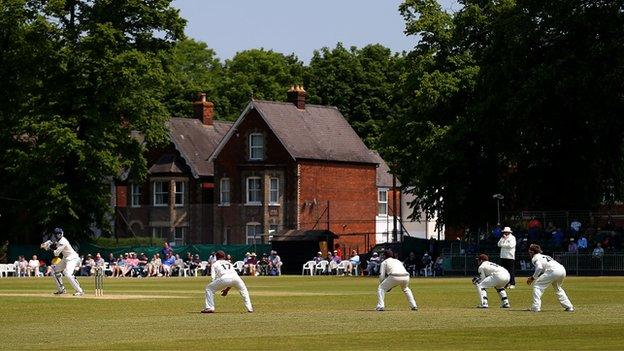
[
  {"left": 384, "top": 0, "right": 624, "bottom": 228},
  {"left": 0, "top": 0, "right": 185, "bottom": 240}
]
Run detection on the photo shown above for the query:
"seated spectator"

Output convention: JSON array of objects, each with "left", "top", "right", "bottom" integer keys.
[
  {"left": 134, "top": 252, "right": 148, "bottom": 277},
  {"left": 433, "top": 254, "right": 444, "bottom": 276},
  {"left": 106, "top": 253, "right": 116, "bottom": 276},
  {"left": 568, "top": 238, "right": 578, "bottom": 253},
  {"left": 94, "top": 253, "right": 106, "bottom": 273},
  {"left": 124, "top": 252, "right": 139, "bottom": 277},
  {"left": 15, "top": 255, "right": 28, "bottom": 277},
  {"left": 344, "top": 250, "right": 360, "bottom": 276},
  {"left": 161, "top": 252, "right": 176, "bottom": 277},
  {"left": 328, "top": 250, "right": 341, "bottom": 275},
  {"left": 421, "top": 252, "right": 433, "bottom": 276},
  {"left": 112, "top": 254, "right": 126, "bottom": 277},
  {"left": 192, "top": 254, "right": 205, "bottom": 276},
  {"left": 27, "top": 255, "right": 42, "bottom": 277},
  {"left": 269, "top": 250, "right": 283, "bottom": 275},
  {"left": 592, "top": 243, "right": 604, "bottom": 258},
  {"left": 577, "top": 235, "right": 588, "bottom": 252},
  {"left": 403, "top": 252, "right": 418, "bottom": 277},
  {"left": 185, "top": 253, "right": 197, "bottom": 276},
  {"left": 257, "top": 254, "right": 270, "bottom": 276},
  {"left": 172, "top": 254, "right": 186, "bottom": 276},
  {"left": 80, "top": 254, "right": 95, "bottom": 276},
  {"left": 146, "top": 254, "right": 162, "bottom": 277},
  {"left": 366, "top": 252, "right": 381, "bottom": 276},
  {"left": 245, "top": 253, "right": 258, "bottom": 276},
  {"left": 313, "top": 251, "right": 324, "bottom": 264}
]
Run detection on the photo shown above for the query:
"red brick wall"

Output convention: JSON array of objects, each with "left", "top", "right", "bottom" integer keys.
[{"left": 298, "top": 161, "right": 377, "bottom": 252}]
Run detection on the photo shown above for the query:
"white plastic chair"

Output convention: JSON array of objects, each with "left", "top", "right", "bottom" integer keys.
[
  {"left": 336, "top": 261, "right": 350, "bottom": 275},
  {"left": 233, "top": 261, "right": 245, "bottom": 275},
  {"left": 0, "top": 264, "right": 6, "bottom": 277},
  {"left": 301, "top": 261, "right": 316, "bottom": 276},
  {"left": 196, "top": 261, "right": 208, "bottom": 276},
  {"left": 6, "top": 263, "right": 16, "bottom": 277},
  {"left": 421, "top": 263, "right": 433, "bottom": 277},
  {"left": 314, "top": 260, "right": 329, "bottom": 275}
]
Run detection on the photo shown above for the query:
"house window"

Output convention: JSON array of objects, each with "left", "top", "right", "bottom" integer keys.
[
  {"left": 246, "top": 223, "right": 262, "bottom": 244},
  {"left": 130, "top": 183, "right": 141, "bottom": 207},
  {"left": 246, "top": 177, "right": 262, "bottom": 205},
  {"left": 269, "top": 178, "right": 280, "bottom": 205},
  {"left": 174, "top": 181, "right": 186, "bottom": 207},
  {"left": 152, "top": 227, "right": 168, "bottom": 239},
  {"left": 249, "top": 133, "right": 264, "bottom": 160},
  {"left": 378, "top": 189, "right": 388, "bottom": 216},
  {"left": 220, "top": 178, "right": 230, "bottom": 205},
  {"left": 174, "top": 227, "right": 185, "bottom": 246},
  {"left": 153, "top": 181, "right": 168, "bottom": 207}
]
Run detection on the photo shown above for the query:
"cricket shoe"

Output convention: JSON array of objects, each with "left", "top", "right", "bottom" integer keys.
[
  {"left": 53, "top": 290, "right": 66, "bottom": 295},
  {"left": 73, "top": 292, "right": 84, "bottom": 297},
  {"left": 525, "top": 308, "right": 540, "bottom": 312},
  {"left": 200, "top": 308, "right": 215, "bottom": 314},
  {"left": 477, "top": 304, "right": 489, "bottom": 309},
  {"left": 375, "top": 307, "right": 385, "bottom": 311},
  {"left": 508, "top": 285, "right": 515, "bottom": 289},
  {"left": 411, "top": 306, "right": 418, "bottom": 311},
  {"left": 501, "top": 303, "right": 510, "bottom": 308},
  {"left": 247, "top": 309, "right": 254, "bottom": 313},
  {"left": 564, "top": 307, "right": 575, "bottom": 312}
]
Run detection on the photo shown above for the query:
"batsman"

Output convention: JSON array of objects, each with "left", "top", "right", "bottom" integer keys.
[{"left": 40, "top": 227, "right": 84, "bottom": 296}]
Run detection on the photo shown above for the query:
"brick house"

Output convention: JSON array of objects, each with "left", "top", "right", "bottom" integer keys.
[
  {"left": 114, "top": 94, "right": 232, "bottom": 244},
  {"left": 209, "top": 86, "right": 381, "bottom": 252}
]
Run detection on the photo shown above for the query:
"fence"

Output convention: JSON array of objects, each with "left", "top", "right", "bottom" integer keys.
[{"left": 443, "top": 253, "right": 624, "bottom": 276}]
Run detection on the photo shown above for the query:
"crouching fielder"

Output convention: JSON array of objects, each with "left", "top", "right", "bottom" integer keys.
[
  {"left": 376, "top": 249, "right": 417, "bottom": 311},
  {"left": 472, "top": 254, "right": 510, "bottom": 308},
  {"left": 202, "top": 250, "right": 253, "bottom": 313},
  {"left": 527, "top": 244, "right": 574, "bottom": 312},
  {"left": 40, "top": 228, "right": 84, "bottom": 296}
]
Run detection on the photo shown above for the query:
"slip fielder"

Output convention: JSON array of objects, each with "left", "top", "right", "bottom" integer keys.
[
  {"left": 201, "top": 250, "right": 253, "bottom": 313},
  {"left": 40, "top": 228, "right": 84, "bottom": 296},
  {"left": 527, "top": 244, "right": 574, "bottom": 312},
  {"left": 472, "top": 254, "right": 510, "bottom": 308},
  {"left": 376, "top": 249, "right": 418, "bottom": 311}
]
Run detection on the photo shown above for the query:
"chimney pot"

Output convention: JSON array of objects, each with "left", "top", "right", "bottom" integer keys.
[
  {"left": 193, "top": 92, "right": 214, "bottom": 125},
  {"left": 287, "top": 84, "right": 306, "bottom": 110}
]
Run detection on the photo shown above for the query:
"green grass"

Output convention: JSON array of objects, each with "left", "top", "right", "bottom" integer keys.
[{"left": 0, "top": 275, "right": 623, "bottom": 350}]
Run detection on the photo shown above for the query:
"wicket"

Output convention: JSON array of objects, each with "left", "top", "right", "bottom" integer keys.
[{"left": 94, "top": 267, "right": 104, "bottom": 296}]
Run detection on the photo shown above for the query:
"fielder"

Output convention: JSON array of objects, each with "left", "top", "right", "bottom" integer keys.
[
  {"left": 201, "top": 250, "right": 253, "bottom": 313},
  {"left": 376, "top": 249, "right": 418, "bottom": 311},
  {"left": 40, "top": 228, "right": 84, "bottom": 296},
  {"left": 472, "top": 254, "right": 510, "bottom": 308},
  {"left": 527, "top": 244, "right": 574, "bottom": 312}
]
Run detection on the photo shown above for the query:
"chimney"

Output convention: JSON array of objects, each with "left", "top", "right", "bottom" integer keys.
[
  {"left": 193, "top": 93, "right": 214, "bottom": 125},
  {"left": 287, "top": 85, "right": 306, "bottom": 110}
]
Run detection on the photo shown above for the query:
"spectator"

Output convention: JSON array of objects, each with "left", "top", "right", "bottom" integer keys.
[
  {"left": 577, "top": 235, "right": 589, "bottom": 253},
  {"left": 80, "top": 254, "right": 95, "bottom": 276},
  {"left": 403, "top": 252, "right": 418, "bottom": 277},
  {"left": 245, "top": 253, "right": 257, "bottom": 276},
  {"left": 528, "top": 217, "right": 542, "bottom": 240},
  {"left": 172, "top": 253, "right": 186, "bottom": 276},
  {"left": 552, "top": 228, "right": 564, "bottom": 249},
  {"left": 592, "top": 243, "right": 604, "bottom": 258},
  {"left": 192, "top": 254, "right": 205, "bottom": 276},
  {"left": 16, "top": 255, "right": 28, "bottom": 277},
  {"left": 434, "top": 254, "right": 444, "bottom": 276},
  {"left": 313, "top": 251, "right": 324, "bottom": 264},
  {"left": 94, "top": 253, "right": 106, "bottom": 273},
  {"left": 345, "top": 250, "right": 360, "bottom": 276},
  {"left": 366, "top": 252, "right": 381, "bottom": 276},
  {"left": 135, "top": 252, "right": 148, "bottom": 277},
  {"left": 257, "top": 254, "right": 270, "bottom": 275},
  {"left": 27, "top": 255, "right": 42, "bottom": 277},
  {"left": 124, "top": 252, "right": 140, "bottom": 277},
  {"left": 146, "top": 254, "right": 162, "bottom": 277},
  {"left": 226, "top": 254, "right": 233, "bottom": 263},
  {"left": 106, "top": 253, "right": 116, "bottom": 276},
  {"left": 491, "top": 226, "right": 502, "bottom": 240},
  {"left": 328, "top": 250, "right": 341, "bottom": 275},
  {"left": 570, "top": 219, "right": 582, "bottom": 234},
  {"left": 162, "top": 252, "right": 176, "bottom": 277},
  {"left": 112, "top": 254, "right": 126, "bottom": 277},
  {"left": 567, "top": 238, "right": 578, "bottom": 254},
  {"left": 421, "top": 252, "right": 432, "bottom": 268},
  {"left": 269, "top": 250, "right": 283, "bottom": 275},
  {"left": 334, "top": 243, "right": 343, "bottom": 261},
  {"left": 161, "top": 242, "right": 173, "bottom": 258},
  {"left": 185, "top": 253, "right": 197, "bottom": 276}
]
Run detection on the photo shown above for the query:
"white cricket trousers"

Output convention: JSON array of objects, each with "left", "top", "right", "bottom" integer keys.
[
  {"left": 52, "top": 257, "right": 83, "bottom": 293},
  {"left": 531, "top": 268, "right": 573, "bottom": 311},
  {"left": 205, "top": 276, "right": 253, "bottom": 312},
  {"left": 377, "top": 275, "right": 417, "bottom": 309},
  {"left": 476, "top": 271, "right": 510, "bottom": 307}
]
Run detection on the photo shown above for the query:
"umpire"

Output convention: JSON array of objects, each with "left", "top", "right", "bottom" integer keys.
[{"left": 498, "top": 226, "right": 517, "bottom": 288}]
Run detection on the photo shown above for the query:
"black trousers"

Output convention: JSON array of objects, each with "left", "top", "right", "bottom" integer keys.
[{"left": 501, "top": 258, "right": 516, "bottom": 285}]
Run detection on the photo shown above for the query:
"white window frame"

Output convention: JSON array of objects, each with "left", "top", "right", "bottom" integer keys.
[
  {"left": 220, "top": 178, "right": 231, "bottom": 205},
  {"left": 153, "top": 181, "right": 168, "bottom": 207},
  {"left": 246, "top": 177, "right": 262, "bottom": 205},
  {"left": 269, "top": 177, "right": 280, "bottom": 205},
  {"left": 378, "top": 189, "right": 388, "bottom": 216},
  {"left": 246, "top": 223, "right": 262, "bottom": 245},
  {"left": 249, "top": 133, "right": 264, "bottom": 160},
  {"left": 174, "top": 181, "right": 186, "bottom": 207},
  {"left": 130, "top": 183, "right": 141, "bottom": 208}
]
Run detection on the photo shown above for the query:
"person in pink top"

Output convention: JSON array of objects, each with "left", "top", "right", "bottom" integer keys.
[{"left": 124, "top": 252, "right": 140, "bottom": 277}]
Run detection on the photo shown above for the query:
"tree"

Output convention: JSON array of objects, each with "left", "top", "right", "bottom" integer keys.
[
  {"left": 385, "top": 0, "right": 624, "bottom": 229},
  {"left": 306, "top": 43, "right": 405, "bottom": 149},
  {"left": 0, "top": 0, "right": 185, "bottom": 241},
  {"left": 218, "top": 49, "right": 305, "bottom": 120}
]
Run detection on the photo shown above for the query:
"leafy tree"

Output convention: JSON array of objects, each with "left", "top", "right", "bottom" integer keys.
[
  {"left": 306, "top": 43, "right": 405, "bottom": 149},
  {"left": 218, "top": 49, "right": 305, "bottom": 120},
  {"left": 386, "top": 0, "right": 624, "bottom": 229},
  {"left": 0, "top": 0, "right": 185, "bottom": 241},
  {"left": 164, "top": 38, "right": 222, "bottom": 117}
]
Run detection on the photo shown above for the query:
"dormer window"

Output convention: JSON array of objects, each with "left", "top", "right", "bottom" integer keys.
[{"left": 249, "top": 133, "right": 264, "bottom": 160}]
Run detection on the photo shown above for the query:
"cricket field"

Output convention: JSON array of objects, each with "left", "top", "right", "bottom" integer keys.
[{"left": 0, "top": 275, "right": 622, "bottom": 350}]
